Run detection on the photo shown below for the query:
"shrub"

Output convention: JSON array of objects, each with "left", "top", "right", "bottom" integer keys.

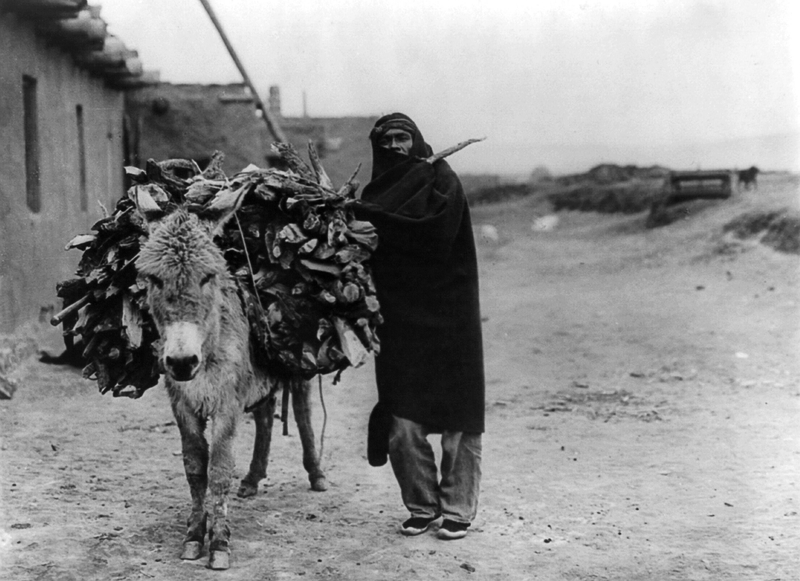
[
  {"left": 722, "top": 210, "right": 785, "bottom": 239},
  {"left": 722, "top": 209, "right": 800, "bottom": 254},
  {"left": 548, "top": 182, "right": 663, "bottom": 214},
  {"left": 762, "top": 215, "right": 800, "bottom": 254}
]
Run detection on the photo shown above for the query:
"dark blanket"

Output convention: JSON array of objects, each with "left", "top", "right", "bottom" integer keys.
[{"left": 355, "top": 155, "right": 485, "bottom": 433}]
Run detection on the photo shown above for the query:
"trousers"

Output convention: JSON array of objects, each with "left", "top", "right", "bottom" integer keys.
[{"left": 388, "top": 415, "right": 482, "bottom": 524}]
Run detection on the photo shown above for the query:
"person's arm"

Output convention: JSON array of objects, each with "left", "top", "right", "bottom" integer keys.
[{"left": 353, "top": 161, "right": 466, "bottom": 261}]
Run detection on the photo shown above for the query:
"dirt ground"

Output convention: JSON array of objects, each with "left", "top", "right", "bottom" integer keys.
[{"left": 1, "top": 174, "right": 798, "bottom": 580}]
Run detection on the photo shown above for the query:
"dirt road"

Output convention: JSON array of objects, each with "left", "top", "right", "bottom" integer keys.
[{"left": 1, "top": 174, "right": 798, "bottom": 580}]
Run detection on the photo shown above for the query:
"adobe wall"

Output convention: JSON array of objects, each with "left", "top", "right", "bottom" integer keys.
[
  {"left": 0, "top": 13, "right": 126, "bottom": 333},
  {"left": 282, "top": 116, "right": 377, "bottom": 190},
  {"left": 125, "top": 83, "right": 269, "bottom": 175}
]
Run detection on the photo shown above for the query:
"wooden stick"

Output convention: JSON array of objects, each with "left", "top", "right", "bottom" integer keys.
[
  {"left": 425, "top": 137, "right": 486, "bottom": 165},
  {"left": 307, "top": 141, "right": 334, "bottom": 191},
  {"left": 336, "top": 163, "right": 362, "bottom": 198},
  {"left": 197, "top": 0, "right": 288, "bottom": 143},
  {"left": 50, "top": 295, "right": 90, "bottom": 326}
]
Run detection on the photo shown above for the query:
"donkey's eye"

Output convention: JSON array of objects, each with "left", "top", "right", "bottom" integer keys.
[
  {"left": 200, "top": 273, "right": 215, "bottom": 287},
  {"left": 147, "top": 274, "right": 164, "bottom": 289}
]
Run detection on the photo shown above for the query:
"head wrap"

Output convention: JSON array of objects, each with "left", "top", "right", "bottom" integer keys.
[
  {"left": 368, "top": 113, "right": 433, "bottom": 179},
  {"left": 369, "top": 117, "right": 417, "bottom": 142}
]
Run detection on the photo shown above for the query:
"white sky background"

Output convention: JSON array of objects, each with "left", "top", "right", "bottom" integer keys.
[{"left": 99, "top": 0, "right": 800, "bottom": 174}]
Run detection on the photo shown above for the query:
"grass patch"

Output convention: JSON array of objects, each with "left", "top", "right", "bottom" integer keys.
[{"left": 722, "top": 208, "right": 800, "bottom": 254}]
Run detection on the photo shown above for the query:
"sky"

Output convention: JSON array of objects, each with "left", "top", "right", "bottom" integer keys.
[{"left": 99, "top": 0, "right": 800, "bottom": 174}]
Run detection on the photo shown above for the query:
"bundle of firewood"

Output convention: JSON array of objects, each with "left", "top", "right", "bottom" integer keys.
[{"left": 53, "top": 144, "right": 382, "bottom": 397}]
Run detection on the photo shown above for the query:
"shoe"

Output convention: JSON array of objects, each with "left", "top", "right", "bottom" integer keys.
[
  {"left": 437, "top": 519, "right": 469, "bottom": 540},
  {"left": 400, "top": 515, "right": 438, "bottom": 536}
]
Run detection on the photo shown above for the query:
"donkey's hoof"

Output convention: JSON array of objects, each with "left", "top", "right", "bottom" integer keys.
[
  {"left": 310, "top": 476, "right": 328, "bottom": 492},
  {"left": 237, "top": 480, "right": 259, "bottom": 498},
  {"left": 208, "top": 549, "right": 230, "bottom": 570},
  {"left": 181, "top": 541, "right": 203, "bottom": 560}
]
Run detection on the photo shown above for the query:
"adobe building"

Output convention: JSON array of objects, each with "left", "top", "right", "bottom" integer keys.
[
  {"left": 269, "top": 87, "right": 378, "bottom": 189},
  {"left": 0, "top": 0, "right": 153, "bottom": 333},
  {"left": 124, "top": 83, "right": 272, "bottom": 176},
  {"left": 126, "top": 84, "right": 378, "bottom": 194}
]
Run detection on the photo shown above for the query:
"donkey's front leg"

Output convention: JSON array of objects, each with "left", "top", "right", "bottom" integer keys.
[
  {"left": 206, "top": 410, "right": 238, "bottom": 570},
  {"left": 237, "top": 393, "right": 277, "bottom": 498},
  {"left": 173, "top": 406, "right": 209, "bottom": 561},
  {"left": 291, "top": 378, "right": 328, "bottom": 491}
]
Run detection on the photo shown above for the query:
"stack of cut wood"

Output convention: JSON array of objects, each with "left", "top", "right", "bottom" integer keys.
[{"left": 53, "top": 144, "right": 382, "bottom": 398}]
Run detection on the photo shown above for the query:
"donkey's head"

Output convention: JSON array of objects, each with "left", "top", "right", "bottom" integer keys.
[{"left": 134, "top": 187, "right": 244, "bottom": 382}]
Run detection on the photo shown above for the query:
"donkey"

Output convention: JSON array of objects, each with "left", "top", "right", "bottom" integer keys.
[
  {"left": 738, "top": 166, "right": 759, "bottom": 190},
  {"left": 133, "top": 189, "right": 327, "bottom": 570}
]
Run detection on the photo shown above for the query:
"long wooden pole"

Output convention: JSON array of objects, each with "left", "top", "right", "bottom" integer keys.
[{"left": 197, "top": 0, "right": 288, "bottom": 143}]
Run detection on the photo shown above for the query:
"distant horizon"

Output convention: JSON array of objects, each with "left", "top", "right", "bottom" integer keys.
[
  {"left": 263, "top": 96, "right": 800, "bottom": 175},
  {"left": 269, "top": 101, "right": 800, "bottom": 175},
  {"left": 264, "top": 100, "right": 799, "bottom": 174},
  {"left": 433, "top": 129, "right": 800, "bottom": 177}
]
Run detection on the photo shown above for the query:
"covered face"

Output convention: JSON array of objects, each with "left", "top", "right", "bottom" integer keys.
[{"left": 368, "top": 113, "right": 433, "bottom": 179}]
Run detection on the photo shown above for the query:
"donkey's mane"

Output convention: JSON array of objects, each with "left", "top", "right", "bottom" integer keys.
[{"left": 138, "top": 210, "right": 229, "bottom": 279}]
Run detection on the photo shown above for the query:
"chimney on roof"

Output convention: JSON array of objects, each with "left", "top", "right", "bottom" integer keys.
[{"left": 268, "top": 85, "right": 281, "bottom": 117}]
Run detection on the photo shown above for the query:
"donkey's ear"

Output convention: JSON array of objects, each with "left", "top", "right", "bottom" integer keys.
[
  {"left": 129, "top": 184, "right": 167, "bottom": 230},
  {"left": 202, "top": 186, "right": 247, "bottom": 235}
]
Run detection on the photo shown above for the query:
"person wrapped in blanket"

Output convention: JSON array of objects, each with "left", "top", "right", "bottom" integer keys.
[{"left": 353, "top": 113, "right": 485, "bottom": 540}]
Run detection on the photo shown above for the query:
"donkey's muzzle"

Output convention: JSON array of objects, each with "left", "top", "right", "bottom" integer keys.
[
  {"left": 165, "top": 354, "right": 200, "bottom": 381},
  {"left": 162, "top": 322, "right": 203, "bottom": 381}
]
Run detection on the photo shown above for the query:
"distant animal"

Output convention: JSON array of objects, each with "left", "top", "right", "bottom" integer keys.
[
  {"left": 133, "top": 190, "right": 327, "bottom": 570},
  {"left": 737, "top": 166, "right": 759, "bottom": 190}
]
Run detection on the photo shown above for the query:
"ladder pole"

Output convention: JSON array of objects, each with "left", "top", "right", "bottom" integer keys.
[{"left": 197, "top": 0, "right": 288, "bottom": 143}]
